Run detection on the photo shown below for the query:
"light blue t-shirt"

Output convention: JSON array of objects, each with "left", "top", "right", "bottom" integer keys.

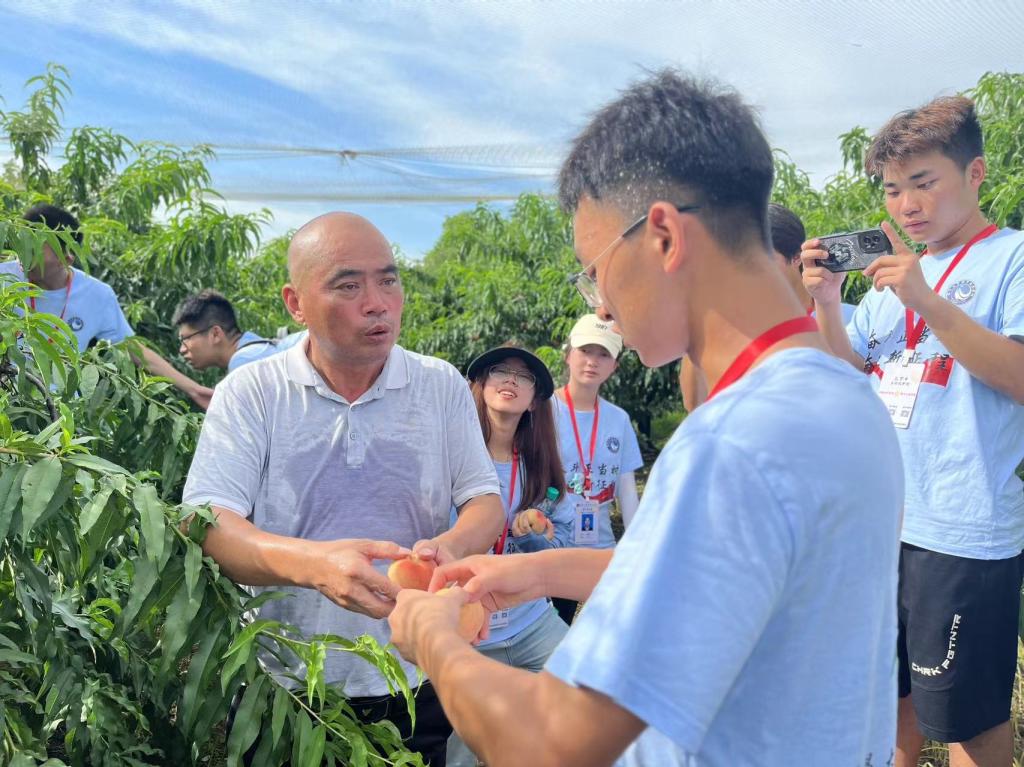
[
  {"left": 847, "top": 227, "right": 1024, "bottom": 559},
  {"left": 451, "top": 459, "right": 573, "bottom": 646},
  {"left": 228, "top": 331, "right": 280, "bottom": 371},
  {"left": 546, "top": 349, "right": 903, "bottom": 766},
  {"left": 229, "top": 330, "right": 308, "bottom": 372},
  {"left": 0, "top": 262, "right": 133, "bottom": 352},
  {"left": 552, "top": 395, "right": 643, "bottom": 549}
]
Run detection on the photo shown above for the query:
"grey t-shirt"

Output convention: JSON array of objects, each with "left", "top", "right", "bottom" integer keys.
[{"left": 183, "top": 340, "right": 499, "bottom": 696}]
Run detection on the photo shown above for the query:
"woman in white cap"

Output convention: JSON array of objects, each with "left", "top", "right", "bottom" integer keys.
[
  {"left": 549, "top": 314, "right": 643, "bottom": 624},
  {"left": 446, "top": 345, "right": 574, "bottom": 767}
]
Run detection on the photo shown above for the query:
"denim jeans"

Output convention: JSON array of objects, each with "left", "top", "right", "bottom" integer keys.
[{"left": 446, "top": 606, "right": 569, "bottom": 767}]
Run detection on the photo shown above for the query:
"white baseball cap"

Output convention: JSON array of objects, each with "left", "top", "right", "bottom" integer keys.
[{"left": 568, "top": 314, "right": 623, "bottom": 357}]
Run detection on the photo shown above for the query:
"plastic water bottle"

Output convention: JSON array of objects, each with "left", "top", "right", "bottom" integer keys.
[{"left": 535, "top": 486, "right": 559, "bottom": 517}]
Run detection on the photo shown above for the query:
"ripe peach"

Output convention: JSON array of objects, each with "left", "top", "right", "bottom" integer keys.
[
  {"left": 387, "top": 555, "right": 436, "bottom": 591},
  {"left": 525, "top": 509, "right": 554, "bottom": 540},
  {"left": 437, "top": 587, "right": 487, "bottom": 642}
]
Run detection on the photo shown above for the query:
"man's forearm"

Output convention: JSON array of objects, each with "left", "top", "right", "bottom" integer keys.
[
  {"left": 814, "top": 298, "right": 864, "bottom": 370},
  {"left": 202, "top": 507, "right": 319, "bottom": 588},
  {"left": 441, "top": 494, "right": 504, "bottom": 557},
  {"left": 139, "top": 345, "right": 203, "bottom": 394},
  {"left": 918, "top": 294, "right": 1024, "bottom": 403}
]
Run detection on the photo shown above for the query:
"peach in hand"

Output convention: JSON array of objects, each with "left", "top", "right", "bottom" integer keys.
[
  {"left": 525, "top": 509, "right": 555, "bottom": 540},
  {"left": 436, "top": 587, "right": 487, "bottom": 642},
  {"left": 387, "top": 555, "right": 436, "bottom": 591}
]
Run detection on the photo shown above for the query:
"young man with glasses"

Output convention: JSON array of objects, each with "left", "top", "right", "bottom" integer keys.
[
  {"left": 172, "top": 289, "right": 302, "bottom": 373},
  {"left": 388, "top": 70, "right": 903, "bottom": 766}
]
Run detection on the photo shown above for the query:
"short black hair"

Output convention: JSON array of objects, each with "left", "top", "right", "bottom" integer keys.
[
  {"left": 172, "top": 289, "right": 239, "bottom": 333},
  {"left": 22, "top": 203, "right": 83, "bottom": 248},
  {"left": 558, "top": 69, "right": 774, "bottom": 253},
  {"left": 768, "top": 203, "right": 805, "bottom": 263}
]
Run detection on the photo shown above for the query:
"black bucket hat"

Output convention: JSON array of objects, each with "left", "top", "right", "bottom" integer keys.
[{"left": 466, "top": 346, "right": 555, "bottom": 400}]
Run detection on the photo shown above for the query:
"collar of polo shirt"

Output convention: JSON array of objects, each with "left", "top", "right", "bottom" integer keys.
[{"left": 285, "top": 336, "right": 411, "bottom": 401}]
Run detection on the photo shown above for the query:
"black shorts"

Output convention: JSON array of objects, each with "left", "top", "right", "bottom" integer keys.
[{"left": 897, "top": 542, "right": 1024, "bottom": 743}]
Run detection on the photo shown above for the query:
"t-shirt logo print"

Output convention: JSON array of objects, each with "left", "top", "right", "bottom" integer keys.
[
  {"left": 606, "top": 436, "right": 620, "bottom": 453},
  {"left": 944, "top": 280, "right": 976, "bottom": 306},
  {"left": 68, "top": 316, "right": 84, "bottom": 331}
]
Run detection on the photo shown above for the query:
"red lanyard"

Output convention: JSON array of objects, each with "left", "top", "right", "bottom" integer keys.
[
  {"left": 564, "top": 386, "right": 599, "bottom": 494},
  {"left": 492, "top": 449, "right": 519, "bottom": 555},
  {"left": 706, "top": 316, "right": 819, "bottom": 402},
  {"left": 904, "top": 223, "right": 997, "bottom": 351},
  {"left": 28, "top": 270, "right": 74, "bottom": 320}
]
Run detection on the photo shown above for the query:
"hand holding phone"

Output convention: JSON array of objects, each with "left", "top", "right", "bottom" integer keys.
[{"left": 817, "top": 228, "right": 892, "bottom": 272}]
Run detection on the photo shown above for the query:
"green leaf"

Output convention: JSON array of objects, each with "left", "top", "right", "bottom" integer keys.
[
  {"left": 226, "top": 675, "right": 268, "bottom": 767},
  {"left": 78, "top": 485, "right": 113, "bottom": 536},
  {"left": 302, "top": 724, "right": 326, "bottom": 767},
  {"left": 306, "top": 640, "right": 326, "bottom": 710},
  {"left": 119, "top": 556, "right": 159, "bottom": 631},
  {"left": 20, "top": 455, "right": 61, "bottom": 538},
  {"left": 160, "top": 579, "right": 204, "bottom": 673},
  {"left": 0, "top": 463, "right": 26, "bottom": 541},
  {"left": 65, "top": 453, "right": 130, "bottom": 475},
  {"left": 134, "top": 483, "right": 165, "bottom": 562},
  {"left": 184, "top": 542, "right": 202, "bottom": 598},
  {"left": 291, "top": 709, "right": 314, "bottom": 766},
  {"left": 270, "top": 684, "right": 291, "bottom": 749},
  {"left": 0, "top": 648, "right": 40, "bottom": 665},
  {"left": 79, "top": 363, "right": 99, "bottom": 399},
  {"left": 221, "top": 634, "right": 256, "bottom": 696},
  {"left": 181, "top": 625, "right": 225, "bottom": 737}
]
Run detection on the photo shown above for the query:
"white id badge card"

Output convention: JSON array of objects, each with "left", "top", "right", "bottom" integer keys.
[
  {"left": 489, "top": 608, "right": 511, "bottom": 630},
  {"left": 878, "top": 352, "right": 925, "bottom": 429},
  {"left": 573, "top": 499, "right": 600, "bottom": 544}
]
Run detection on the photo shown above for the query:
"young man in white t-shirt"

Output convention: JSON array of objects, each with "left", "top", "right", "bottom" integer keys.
[
  {"left": 802, "top": 95, "right": 1024, "bottom": 767},
  {"left": 387, "top": 70, "right": 903, "bottom": 767},
  {"left": 0, "top": 204, "right": 212, "bottom": 409}
]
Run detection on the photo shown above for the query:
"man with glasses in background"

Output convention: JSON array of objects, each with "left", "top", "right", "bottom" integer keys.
[{"left": 172, "top": 289, "right": 304, "bottom": 374}]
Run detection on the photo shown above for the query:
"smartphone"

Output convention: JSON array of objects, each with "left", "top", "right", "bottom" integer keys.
[{"left": 817, "top": 228, "right": 892, "bottom": 272}]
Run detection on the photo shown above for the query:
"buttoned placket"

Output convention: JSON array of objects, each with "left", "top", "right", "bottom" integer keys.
[{"left": 303, "top": 348, "right": 395, "bottom": 470}]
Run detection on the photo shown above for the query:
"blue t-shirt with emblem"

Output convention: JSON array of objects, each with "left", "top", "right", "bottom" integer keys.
[
  {"left": 847, "top": 227, "right": 1024, "bottom": 559},
  {"left": 0, "top": 262, "right": 133, "bottom": 352},
  {"left": 552, "top": 395, "right": 644, "bottom": 549}
]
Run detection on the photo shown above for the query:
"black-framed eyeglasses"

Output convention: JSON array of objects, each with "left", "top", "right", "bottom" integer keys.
[
  {"left": 487, "top": 365, "right": 537, "bottom": 388},
  {"left": 178, "top": 326, "right": 212, "bottom": 346},
  {"left": 568, "top": 203, "right": 702, "bottom": 309}
]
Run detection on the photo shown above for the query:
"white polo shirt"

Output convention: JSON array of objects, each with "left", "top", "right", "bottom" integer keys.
[{"left": 183, "top": 339, "right": 499, "bottom": 696}]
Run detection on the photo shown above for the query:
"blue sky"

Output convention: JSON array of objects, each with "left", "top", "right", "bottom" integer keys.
[{"left": 2, "top": 0, "right": 1023, "bottom": 257}]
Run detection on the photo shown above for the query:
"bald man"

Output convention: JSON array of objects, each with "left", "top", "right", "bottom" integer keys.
[{"left": 182, "top": 213, "right": 504, "bottom": 764}]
